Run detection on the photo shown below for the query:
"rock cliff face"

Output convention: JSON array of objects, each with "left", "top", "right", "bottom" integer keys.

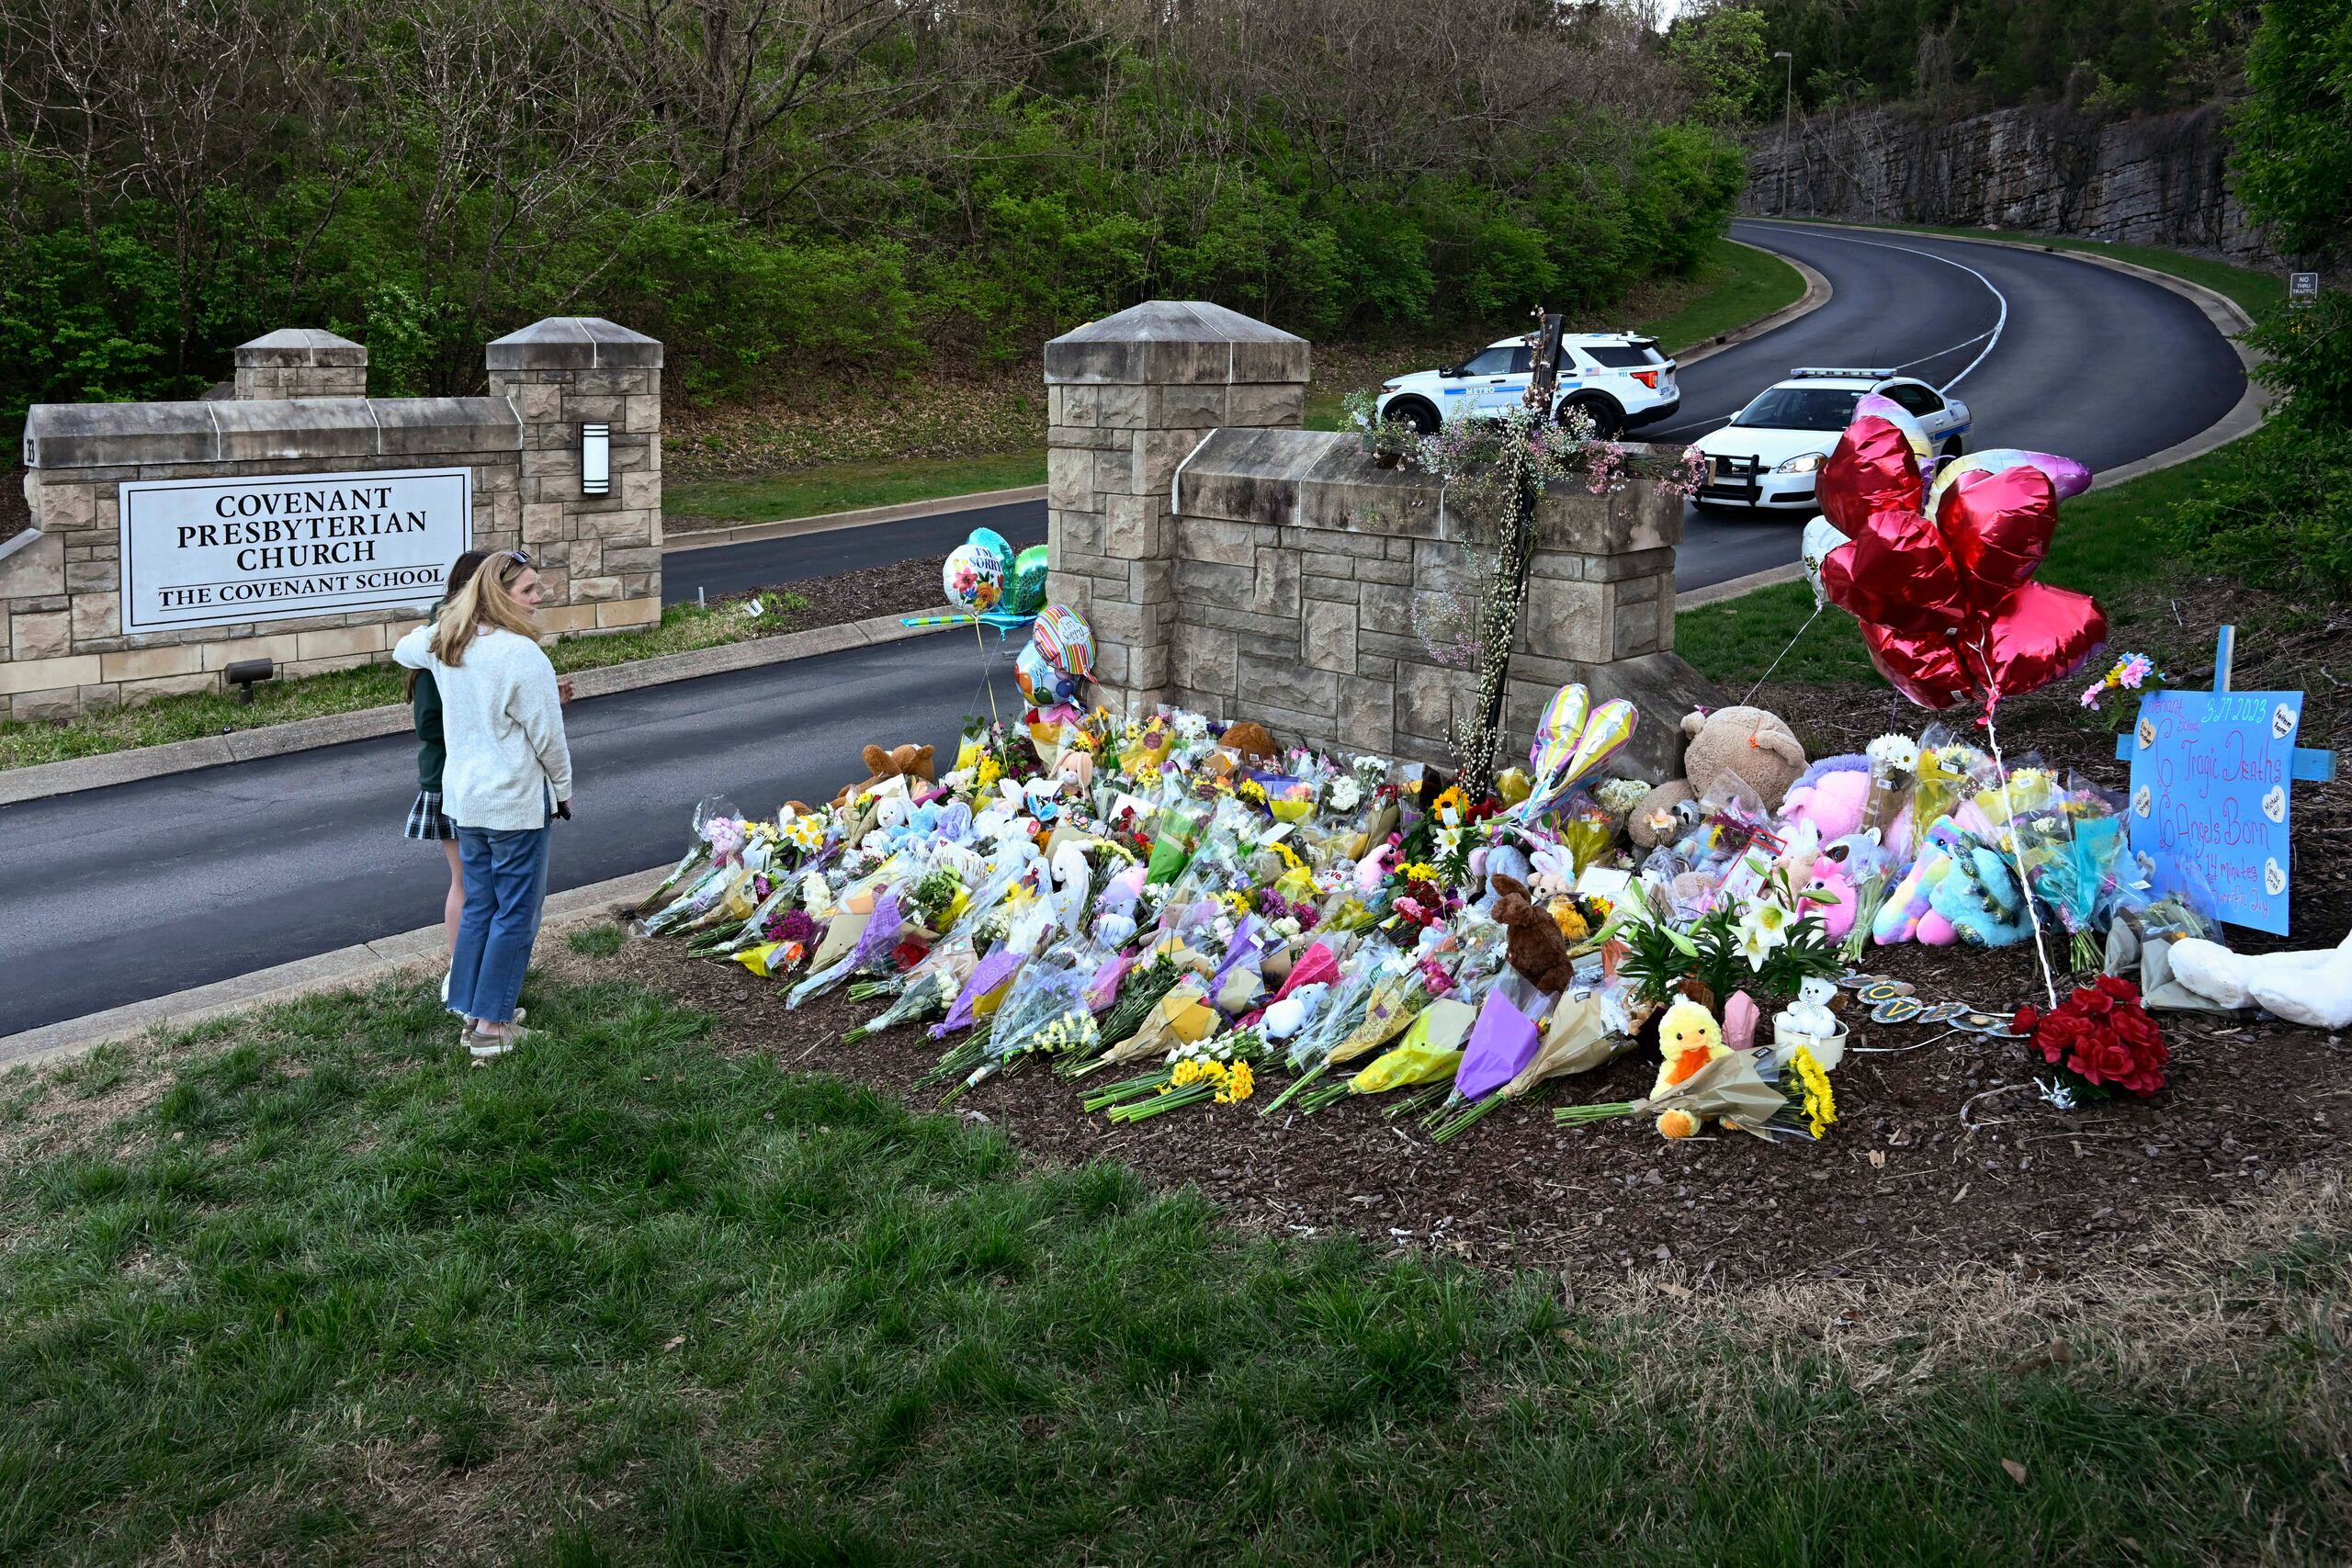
[{"left": 1742, "top": 101, "right": 2274, "bottom": 262}]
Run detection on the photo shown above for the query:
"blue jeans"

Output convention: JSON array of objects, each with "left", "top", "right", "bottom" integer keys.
[{"left": 449, "top": 823, "right": 553, "bottom": 1025}]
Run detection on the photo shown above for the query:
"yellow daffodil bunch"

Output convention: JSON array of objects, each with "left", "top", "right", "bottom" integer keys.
[
  {"left": 1396, "top": 861, "right": 1442, "bottom": 886},
  {"left": 1216, "top": 1060, "right": 1255, "bottom": 1104},
  {"left": 1236, "top": 778, "right": 1270, "bottom": 807}
]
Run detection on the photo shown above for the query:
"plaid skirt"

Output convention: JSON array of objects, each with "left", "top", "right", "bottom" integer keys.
[{"left": 403, "top": 789, "right": 458, "bottom": 842}]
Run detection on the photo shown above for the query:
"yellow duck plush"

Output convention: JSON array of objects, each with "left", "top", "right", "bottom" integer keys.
[{"left": 1651, "top": 997, "right": 1728, "bottom": 1100}]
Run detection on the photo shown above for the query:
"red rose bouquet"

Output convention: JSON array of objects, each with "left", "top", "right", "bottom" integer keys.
[{"left": 2010, "top": 975, "right": 2167, "bottom": 1099}]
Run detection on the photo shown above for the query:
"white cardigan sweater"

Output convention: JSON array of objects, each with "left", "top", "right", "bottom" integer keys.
[{"left": 393, "top": 623, "right": 572, "bottom": 831}]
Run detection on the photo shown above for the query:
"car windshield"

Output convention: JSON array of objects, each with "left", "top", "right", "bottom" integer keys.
[{"left": 1732, "top": 386, "right": 1862, "bottom": 431}]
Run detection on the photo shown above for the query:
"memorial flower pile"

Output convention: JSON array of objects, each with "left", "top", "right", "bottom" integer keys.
[{"left": 634, "top": 655, "right": 2217, "bottom": 1163}]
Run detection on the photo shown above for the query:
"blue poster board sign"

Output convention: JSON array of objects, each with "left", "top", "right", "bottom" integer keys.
[
  {"left": 2117, "top": 625, "right": 2335, "bottom": 936},
  {"left": 2127, "top": 689, "right": 2302, "bottom": 934}
]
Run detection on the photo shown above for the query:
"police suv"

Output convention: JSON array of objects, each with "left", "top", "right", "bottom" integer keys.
[
  {"left": 1374, "top": 332, "right": 1680, "bottom": 438},
  {"left": 1690, "top": 367, "right": 1970, "bottom": 513}
]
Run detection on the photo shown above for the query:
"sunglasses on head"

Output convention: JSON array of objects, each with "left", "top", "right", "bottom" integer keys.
[{"left": 504, "top": 549, "right": 532, "bottom": 568}]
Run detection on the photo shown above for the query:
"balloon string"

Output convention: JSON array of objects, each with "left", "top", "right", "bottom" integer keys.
[
  {"left": 1740, "top": 602, "right": 1826, "bottom": 707},
  {"left": 976, "top": 615, "right": 1000, "bottom": 728},
  {"left": 1968, "top": 639, "right": 2062, "bottom": 1011}
]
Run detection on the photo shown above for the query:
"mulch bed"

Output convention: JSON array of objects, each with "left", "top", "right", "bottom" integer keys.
[
  {"left": 605, "top": 913, "right": 2350, "bottom": 1291},
  {"left": 585, "top": 569, "right": 2352, "bottom": 1288},
  {"left": 765, "top": 553, "right": 952, "bottom": 631}
]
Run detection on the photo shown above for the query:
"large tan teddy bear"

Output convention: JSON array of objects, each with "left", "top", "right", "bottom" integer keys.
[{"left": 1626, "top": 706, "right": 1808, "bottom": 849}]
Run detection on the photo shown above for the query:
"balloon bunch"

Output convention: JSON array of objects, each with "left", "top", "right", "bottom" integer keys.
[
  {"left": 1016, "top": 603, "right": 1096, "bottom": 710},
  {"left": 939, "top": 527, "right": 1052, "bottom": 623},
  {"left": 1804, "top": 394, "right": 2106, "bottom": 712},
  {"left": 1512, "top": 683, "right": 1638, "bottom": 821}
]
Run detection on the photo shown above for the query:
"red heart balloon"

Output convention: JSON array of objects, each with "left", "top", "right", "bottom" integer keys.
[
  {"left": 1936, "top": 464, "right": 2058, "bottom": 618},
  {"left": 1816, "top": 414, "right": 1926, "bottom": 537},
  {"left": 1819, "top": 508, "right": 1967, "bottom": 637},
  {"left": 1968, "top": 581, "right": 2109, "bottom": 704},
  {"left": 1858, "top": 622, "right": 1971, "bottom": 710}
]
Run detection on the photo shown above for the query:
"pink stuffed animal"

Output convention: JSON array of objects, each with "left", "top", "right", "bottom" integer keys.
[
  {"left": 1803, "top": 852, "right": 1860, "bottom": 942},
  {"left": 1778, "top": 755, "right": 1871, "bottom": 843}
]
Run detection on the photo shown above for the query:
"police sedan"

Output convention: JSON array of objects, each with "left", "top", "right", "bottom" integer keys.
[{"left": 1690, "top": 368, "right": 1969, "bottom": 512}]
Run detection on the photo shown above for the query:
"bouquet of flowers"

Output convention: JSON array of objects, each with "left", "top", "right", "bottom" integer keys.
[
  {"left": 2012, "top": 976, "right": 2168, "bottom": 1100},
  {"left": 842, "top": 935, "right": 978, "bottom": 1044},
  {"left": 1089, "top": 1027, "right": 1267, "bottom": 1121},
  {"left": 1295, "top": 995, "right": 1475, "bottom": 1113},
  {"left": 1860, "top": 733, "right": 1918, "bottom": 840},
  {"left": 940, "top": 941, "right": 1097, "bottom": 1101}
]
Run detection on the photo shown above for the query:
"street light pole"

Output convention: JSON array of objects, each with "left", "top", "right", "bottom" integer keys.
[{"left": 1773, "top": 51, "right": 1794, "bottom": 216}]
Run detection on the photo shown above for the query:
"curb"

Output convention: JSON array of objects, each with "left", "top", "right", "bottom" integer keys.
[
  {"left": 0, "top": 610, "right": 957, "bottom": 807},
  {"left": 0, "top": 865, "right": 673, "bottom": 1073},
  {"left": 1672, "top": 241, "right": 1834, "bottom": 368},
  {"left": 1674, "top": 561, "right": 1807, "bottom": 610},
  {"left": 664, "top": 483, "right": 1046, "bottom": 554}
]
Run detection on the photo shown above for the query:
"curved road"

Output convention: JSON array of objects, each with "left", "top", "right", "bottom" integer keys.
[
  {"left": 661, "top": 220, "right": 2244, "bottom": 602},
  {"left": 0, "top": 223, "right": 2246, "bottom": 1040}
]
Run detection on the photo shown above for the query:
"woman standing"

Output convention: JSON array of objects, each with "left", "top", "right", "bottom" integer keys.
[
  {"left": 404, "top": 549, "right": 489, "bottom": 1000},
  {"left": 393, "top": 549, "right": 572, "bottom": 1058}
]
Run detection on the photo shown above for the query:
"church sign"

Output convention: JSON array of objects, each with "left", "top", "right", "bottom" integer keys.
[{"left": 119, "top": 467, "right": 472, "bottom": 635}]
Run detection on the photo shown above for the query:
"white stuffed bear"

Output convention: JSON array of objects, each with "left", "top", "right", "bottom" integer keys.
[{"left": 2167, "top": 931, "right": 2352, "bottom": 1030}]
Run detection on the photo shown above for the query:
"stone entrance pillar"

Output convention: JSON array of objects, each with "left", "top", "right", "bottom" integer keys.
[
  {"left": 233, "top": 329, "right": 368, "bottom": 400},
  {"left": 1043, "top": 301, "right": 1307, "bottom": 715},
  {"left": 486, "top": 318, "right": 663, "bottom": 632}
]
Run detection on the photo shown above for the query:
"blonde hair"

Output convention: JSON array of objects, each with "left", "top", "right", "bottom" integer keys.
[{"left": 430, "top": 551, "right": 539, "bottom": 666}]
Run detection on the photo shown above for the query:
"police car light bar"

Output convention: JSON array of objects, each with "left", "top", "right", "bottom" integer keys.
[{"left": 1790, "top": 367, "right": 1895, "bottom": 379}]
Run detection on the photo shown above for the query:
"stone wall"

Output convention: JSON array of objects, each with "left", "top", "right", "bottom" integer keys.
[
  {"left": 1044, "top": 300, "right": 1715, "bottom": 783},
  {"left": 4, "top": 317, "right": 662, "bottom": 721},
  {"left": 1743, "top": 100, "right": 2277, "bottom": 263}
]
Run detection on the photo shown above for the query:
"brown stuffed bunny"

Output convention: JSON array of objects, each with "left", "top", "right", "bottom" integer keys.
[
  {"left": 831, "top": 742, "right": 937, "bottom": 806},
  {"left": 1488, "top": 874, "right": 1576, "bottom": 996}
]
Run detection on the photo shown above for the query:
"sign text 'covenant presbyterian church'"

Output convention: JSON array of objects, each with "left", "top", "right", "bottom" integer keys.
[{"left": 118, "top": 468, "right": 473, "bottom": 635}]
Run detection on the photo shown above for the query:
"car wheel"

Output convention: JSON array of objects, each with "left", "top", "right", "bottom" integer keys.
[
  {"left": 1562, "top": 397, "right": 1624, "bottom": 440},
  {"left": 1385, "top": 399, "right": 1438, "bottom": 435},
  {"left": 1941, "top": 435, "right": 1964, "bottom": 459}
]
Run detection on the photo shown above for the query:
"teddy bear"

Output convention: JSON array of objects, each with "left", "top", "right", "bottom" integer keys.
[
  {"left": 1486, "top": 874, "right": 1575, "bottom": 996},
  {"left": 1627, "top": 707, "right": 1809, "bottom": 850},
  {"left": 832, "top": 742, "right": 936, "bottom": 807}
]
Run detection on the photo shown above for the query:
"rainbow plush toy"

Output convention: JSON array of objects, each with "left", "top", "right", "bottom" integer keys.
[{"left": 1872, "top": 818, "right": 1969, "bottom": 945}]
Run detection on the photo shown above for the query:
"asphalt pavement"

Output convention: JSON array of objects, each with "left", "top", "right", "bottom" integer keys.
[
  {"left": 1, "top": 221, "right": 2248, "bottom": 1037},
  {"left": 1, "top": 639, "right": 1022, "bottom": 1037},
  {"left": 662, "top": 497, "right": 1046, "bottom": 605}
]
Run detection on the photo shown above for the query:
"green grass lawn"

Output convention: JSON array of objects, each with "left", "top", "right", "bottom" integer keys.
[
  {"left": 4, "top": 974, "right": 2345, "bottom": 1563},
  {"left": 666, "top": 450, "right": 1047, "bottom": 528},
  {"left": 1677, "top": 444, "right": 2246, "bottom": 691},
  {"left": 1640, "top": 235, "right": 1810, "bottom": 354},
  {"left": 1758, "top": 217, "right": 2283, "bottom": 321},
  {"left": 0, "top": 592, "right": 809, "bottom": 773}
]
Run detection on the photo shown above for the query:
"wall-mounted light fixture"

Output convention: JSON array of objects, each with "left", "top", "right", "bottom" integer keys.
[{"left": 581, "top": 422, "right": 611, "bottom": 497}]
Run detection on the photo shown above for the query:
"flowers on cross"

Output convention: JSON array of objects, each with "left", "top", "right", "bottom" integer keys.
[{"left": 2079, "top": 652, "right": 2166, "bottom": 728}]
